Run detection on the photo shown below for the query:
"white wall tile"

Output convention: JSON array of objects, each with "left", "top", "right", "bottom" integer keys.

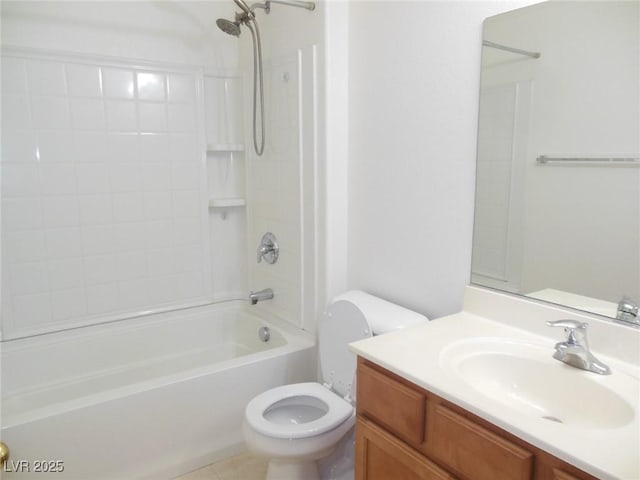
[
  {"left": 102, "top": 68, "right": 135, "bottom": 99},
  {"left": 173, "top": 245, "right": 200, "bottom": 272},
  {"left": 27, "top": 60, "right": 67, "bottom": 95},
  {"left": 11, "top": 262, "right": 49, "bottom": 295},
  {"left": 51, "top": 288, "right": 87, "bottom": 321},
  {"left": 39, "top": 164, "right": 76, "bottom": 194},
  {"left": 143, "top": 191, "right": 172, "bottom": 220},
  {"left": 2, "top": 53, "right": 209, "bottom": 338},
  {"left": 139, "top": 102, "right": 167, "bottom": 132},
  {"left": 143, "top": 164, "right": 172, "bottom": 191},
  {"left": 2, "top": 131, "right": 38, "bottom": 162},
  {"left": 84, "top": 254, "right": 117, "bottom": 285},
  {"left": 6, "top": 230, "right": 46, "bottom": 263},
  {"left": 172, "top": 219, "right": 200, "bottom": 245},
  {"left": 38, "top": 131, "right": 74, "bottom": 162},
  {"left": 171, "top": 162, "right": 200, "bottom": 190},
  {"left": 43, "top": 196, "right": 80, "bottom": 228},
  {"left": 45, "top": 228, "right": 83, "bottom": 259},
  {"left": 112, "top": 223, "right": 146, "bottom": 251},
  {"left": 82, "top": 225, "right": 116, "bottom": 255},
  {"left": 172, "top": 191, "right": 199, "bottom": 218},
  {"left": 47, "top": 258, "right": 84, "bottom": 290},
  {"left": 147, "top": 275, "right": 178, "bottom": 304},
  {"left": 2, "top": 198, "right": 42, "bottom": 230},
  {"left": 1, "top": 164, "right": 40, "bottom": 196},
  {"left": 140, "top": 133, "right": 170, "bottom": 162},
  {"left": 66, "top": 64, "right": 103, "bottom": 97},
  {"left": 118, "top": 278, "right": 149, "bottom": 308},
  {"left": 70, "top": 98, "right": 106, "bottom": 130},
  {"left": 2, "top": 94, "right": 32, "bottom": 129},
  {"left": 113, "top": 192, "right": 144, "bottom": 222},
  {"left": 86, "top": 283, "right": 119, "bottom": 314},
  {"left": 78, "top": 194, "right": 113, "bottom": 225},
  {"left": 13, "top": 293, "right": 52, "bottom": 326},
  {"left": 117, "top": 251, "right": 148, "bottom": 280},
  {"left": 107, "top": 133, "right": 139, "bottom": 163},
  {"left": 2, "top": 57, "right": 27, "bottom": 94},
  {"left": 174, "top": 271, "right": 203, "bottom": 299},
  {"left": 147, "top": 248, "right": 174, "bottom": 276},
  {"left": 169, "top": 133, "right": 197, "bottom": 162},
  {"left": 168, "top": 104, "right": 196, "bottom": 132},
  {"left": 105, "top": 100, "right": 137, "bottom": 131},
  {"left": 145, "top": 221, "right": 173, "bottom": 249},
  {"left": 110, "top": 163, "right": 143, "bottom": 192},
  {"left": 167, "top": 74, "right": 195, "bottom": 103},
  {"left": 74, "top": 132, "right": 108, "bottom": 162},
  {"left": 31, "top": 96, "right": 71, "bottom": 129},
  {"left": 76, "top": 163, "right": 111, "bottom": 193},
  {"left": 137, "top": 72, "right": 166, "bottom": 101}
]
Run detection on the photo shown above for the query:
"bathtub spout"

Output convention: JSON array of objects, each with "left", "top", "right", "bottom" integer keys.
[{"left": 249, "top": 288, "right": 274, "bottom": 305}]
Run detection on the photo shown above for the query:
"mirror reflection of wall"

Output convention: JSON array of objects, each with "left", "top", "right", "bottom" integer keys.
[{"left": 472, "top": 1, "right": 640, "bottom": 319}]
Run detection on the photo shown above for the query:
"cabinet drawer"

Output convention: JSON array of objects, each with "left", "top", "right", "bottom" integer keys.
[
  {"left": 356, "top": 417, "right": 455, "bottom": 480},
  {"left": 552, "top": 468, "right": 590, "bottom": 480},
  {"left": 429, "top": 404, "right": 534, "bottom": 480},
  {"left": 357, "top": 360, "right": 426, "bottom": 446}
]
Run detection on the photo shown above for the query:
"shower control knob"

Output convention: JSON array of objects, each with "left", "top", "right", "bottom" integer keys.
[{"left": 257, "top": 232, "right": 279, "bottom": 264}]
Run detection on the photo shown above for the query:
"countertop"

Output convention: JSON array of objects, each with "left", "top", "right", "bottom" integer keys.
[{"left": 349, "top": 291, "right": 640, "bottom": 480}]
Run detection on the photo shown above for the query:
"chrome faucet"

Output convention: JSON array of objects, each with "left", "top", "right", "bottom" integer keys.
[
  {"left": 546, "top": 320, "right": 611, "bottom": 375},
  {"left": 249, "top": 288, "right": 274, "bottom": 305},
  {"left": 616, "top": 296, "right": 639, "bottom": 325}
]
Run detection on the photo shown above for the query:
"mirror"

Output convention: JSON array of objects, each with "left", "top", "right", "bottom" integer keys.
[{"left": 472, "top": 1, "right": 639, "bottom": 320}]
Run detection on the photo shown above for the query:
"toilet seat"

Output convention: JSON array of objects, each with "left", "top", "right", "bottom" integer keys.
[{"left": 245, "top": 382, "right": 353, "bottom": 439}]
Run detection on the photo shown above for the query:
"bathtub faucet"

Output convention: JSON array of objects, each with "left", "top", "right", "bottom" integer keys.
[{"left": 249, "top": 288, "right": 274, "bottom": 305}]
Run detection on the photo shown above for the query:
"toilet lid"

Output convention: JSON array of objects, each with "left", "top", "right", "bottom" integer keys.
[{"left": 319, "top": 299, "right": 372, "bottom": 398}]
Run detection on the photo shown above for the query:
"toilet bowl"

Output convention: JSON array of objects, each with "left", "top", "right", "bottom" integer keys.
[{"left": 242, "top": 291, "right": 428, "bottom": 480}]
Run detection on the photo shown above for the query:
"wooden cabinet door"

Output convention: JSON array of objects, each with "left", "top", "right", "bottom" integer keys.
[
  {"left": 426, "top": 403, "right": 534, "bottom": 480},
  {"left": 356, "top": 417, "right": 455, "bottom": 480}
]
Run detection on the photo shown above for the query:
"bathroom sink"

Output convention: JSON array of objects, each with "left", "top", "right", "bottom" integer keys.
[{"left": 440, "top": 338, "right": 638, "bottom": 429}]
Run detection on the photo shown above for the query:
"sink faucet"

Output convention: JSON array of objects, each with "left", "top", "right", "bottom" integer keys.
[
  {"left": 546, "top": 320, "right": 610, "bottom": 375},
  {"left": 249, "top": 288, "right": 274, "bottom": 305},
  {"left": 616, "top": 296, "right": 639, "bottom": 325}
]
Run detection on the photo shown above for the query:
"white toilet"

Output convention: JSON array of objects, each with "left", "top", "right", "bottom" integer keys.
[{"left": 242, "top": 290, "right": 428, "bottom": 480}]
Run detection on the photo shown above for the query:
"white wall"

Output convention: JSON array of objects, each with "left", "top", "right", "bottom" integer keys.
[{"left": 336, "top": 1, "right": 537, "bottom": 319}]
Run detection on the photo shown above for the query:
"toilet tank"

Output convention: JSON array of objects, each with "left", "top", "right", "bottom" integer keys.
[
  {"left": 319, "top": 291, "right": 428, "bottom": 400},
  {"left": 331, "top": 290, "right": 429, "bottom": 334}
]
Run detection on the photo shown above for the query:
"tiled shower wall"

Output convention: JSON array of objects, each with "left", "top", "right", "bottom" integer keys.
[{"left": 1, "top": 49, "right": 210, "bottom": 340}]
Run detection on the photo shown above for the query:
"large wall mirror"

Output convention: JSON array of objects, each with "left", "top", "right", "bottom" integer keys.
[{"left": 472, "top": 1, "right": 639, "bottom": 320}]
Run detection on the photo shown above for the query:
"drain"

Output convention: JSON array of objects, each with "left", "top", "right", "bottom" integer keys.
[
  {"left": 258, "top": 326, "right": 271, "bottom": 342},
  {"left": 542, "top": 415, "right": 563, "bottom": 423}
]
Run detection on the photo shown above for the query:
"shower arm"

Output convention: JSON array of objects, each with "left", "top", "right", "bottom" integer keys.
[{"left": 249, "top": 0, "right": 315, "bottom": 14}]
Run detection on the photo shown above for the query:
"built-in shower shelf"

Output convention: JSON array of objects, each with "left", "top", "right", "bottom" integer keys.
[
  {"left": 206, "top": 143, "right": 245, "bottom": 153},
  {"left": 208, "top": 197, "right": 246, "bottom": 209}
]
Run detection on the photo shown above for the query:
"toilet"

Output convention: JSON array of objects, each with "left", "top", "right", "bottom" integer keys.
[{"left": 242, "top": 290, "right": 428, "bottom": 480}]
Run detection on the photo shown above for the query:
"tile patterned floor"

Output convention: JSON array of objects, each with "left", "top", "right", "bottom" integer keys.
[{"left": 175, "top": 452, "right": 268, "bottom": 480}]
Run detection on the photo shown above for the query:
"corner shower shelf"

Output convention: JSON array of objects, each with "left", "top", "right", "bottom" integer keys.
[
  {"left": 208, "top": 197, "right": 246, "bottom": 209},
  {"left": 206, "top": 143, "right": 245, "bottom": 153}
]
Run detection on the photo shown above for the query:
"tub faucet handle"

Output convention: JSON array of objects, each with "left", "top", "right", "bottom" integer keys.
[{"left": 257, "top": 232, "right": 279, "bottom": 264}]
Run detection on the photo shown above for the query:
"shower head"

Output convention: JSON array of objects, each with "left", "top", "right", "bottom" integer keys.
[{"left": 216, "top": 18, "right": 242, "bottom": 37}]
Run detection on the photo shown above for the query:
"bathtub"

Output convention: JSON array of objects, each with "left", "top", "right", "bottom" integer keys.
[{"left": 0, "top": 302, "right": 316, "bottom": 479}]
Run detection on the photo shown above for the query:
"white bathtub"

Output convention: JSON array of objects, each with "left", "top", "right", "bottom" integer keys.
[{"left": 0, "top": 302, "right": 316, "bottom": 479}]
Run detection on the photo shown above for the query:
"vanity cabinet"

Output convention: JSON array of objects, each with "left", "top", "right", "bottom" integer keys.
[{"left": 355, "top": 358, "right": 597, "bottom": 480}]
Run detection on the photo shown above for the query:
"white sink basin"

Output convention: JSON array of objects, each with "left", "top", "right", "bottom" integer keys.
[{"left": 441, "top": 338, "right": 638, "bottom": 429}]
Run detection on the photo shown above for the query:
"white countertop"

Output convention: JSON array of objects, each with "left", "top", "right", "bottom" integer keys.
[{"left": 349, "top": 287, "right": 640, "bottom": 480}]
